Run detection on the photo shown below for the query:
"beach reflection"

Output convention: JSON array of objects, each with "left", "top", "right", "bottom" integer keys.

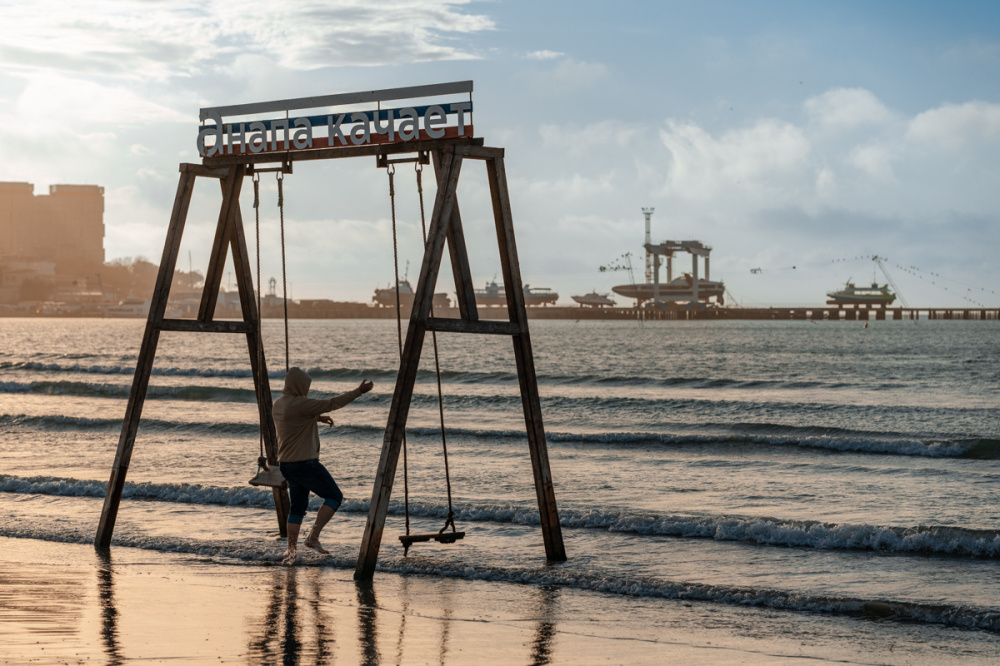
[
  {"left": 356, "top": 582, "right": 381, "bottom": 665},
  {"left": 241, "top": 568, "right": 560, "bottom": 664},
  {"left": 530, "top": 586, "right": 559, "bottom": 666},
  {"left": 96, "top": 551, "right": 123, "bottom": 666}
]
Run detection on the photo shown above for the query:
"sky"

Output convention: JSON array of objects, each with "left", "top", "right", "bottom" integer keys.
[{"left": 1, "top": 0, "right": 998, "bottom": 307}]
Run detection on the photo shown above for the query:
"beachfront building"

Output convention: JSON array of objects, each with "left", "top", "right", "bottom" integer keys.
[{"left": 0, "top": 182, "right": 105, "bottom": 303}]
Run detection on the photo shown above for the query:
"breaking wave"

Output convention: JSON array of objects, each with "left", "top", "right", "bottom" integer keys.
[{"left": 5, "top": 473, "right": 1000, "bottom": 558}]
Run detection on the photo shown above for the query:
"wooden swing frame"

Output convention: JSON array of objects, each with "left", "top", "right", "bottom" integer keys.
[{"left": 95, "top": 88, "right": 566, "bottom": 582}]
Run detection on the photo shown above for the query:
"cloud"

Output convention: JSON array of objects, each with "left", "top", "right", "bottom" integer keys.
[
  {"left": 907, "top": 101, "right": 1000, "bottom": 149},
  {"left": 7, "top": 73, "right": 190, "bottom": 132},
  {"left": 524, "top": 59, "right": 609, "bottom": 95},
  {"left": 526, "top": 50, "right": 565, "bottom": 60},
  {"left": 804, "top": 88, "right": 894, "bottom": 130},
  {"left": 0, "top": 0, "right": 495, "bottom": 79},
  {"left": 848, "top": 144, "right": 895, "bottom": 181},
  {"left": 659, "top": 118, "right": 811, "bottom": 203}
]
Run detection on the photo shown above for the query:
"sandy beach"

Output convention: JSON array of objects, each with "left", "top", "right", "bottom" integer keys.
[{"left": 2, "top": 535, "right": 997, "bottom": 665}]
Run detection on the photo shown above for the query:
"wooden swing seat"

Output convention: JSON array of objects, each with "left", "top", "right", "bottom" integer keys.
[
  {"left": 399, "top": 531, "right": 465, "bottom": 547},
  {"left": 249, "top": 467, "right": 287, "bottom": 488}
]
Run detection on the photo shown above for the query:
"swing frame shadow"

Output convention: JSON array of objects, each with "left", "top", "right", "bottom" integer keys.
[{"left": 94, "top": 136, "right": 567, "bottom": 583}]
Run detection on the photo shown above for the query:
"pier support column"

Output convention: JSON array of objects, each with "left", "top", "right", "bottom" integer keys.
[{"left": 691, "top": 252, "right": 699, "bottom": 305}]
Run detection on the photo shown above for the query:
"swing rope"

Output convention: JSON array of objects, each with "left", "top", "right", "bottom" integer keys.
[
  {"left": 386, "top": 158, "right": 461, "bottom": 553},
  {"left": 416, "top": 162, "right": 457, "bottom": 535},
  {"left": 277, "top": 172, "right": 290, "bottom": 373},
  {"left": 253, "top": 173, "right": 268, "bottom": 471},
  {"left": 248, "top": 169, "right": 293, "bottom": 489},
  {"left": 387, "top": 165, "right": 412, "bottom": 538}
]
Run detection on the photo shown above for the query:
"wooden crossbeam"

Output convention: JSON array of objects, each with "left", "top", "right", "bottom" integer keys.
[
  {"left": 159, "top": 319, "right": 251, "bottom": 333},
  {"left": 425, "top": 318, "right": 518, "bottom": 335}
]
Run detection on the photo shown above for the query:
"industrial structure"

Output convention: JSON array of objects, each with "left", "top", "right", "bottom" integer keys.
[{"left": 611, "top": 209, "right": 725, "bottom": 307}]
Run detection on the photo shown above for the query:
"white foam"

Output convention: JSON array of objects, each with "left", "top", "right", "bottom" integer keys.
[{"left": 4, "top": 474, "right": 1000, "bottom": 558}]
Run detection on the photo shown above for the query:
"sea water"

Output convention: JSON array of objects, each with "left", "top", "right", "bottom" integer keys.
[{"left": 1, "top": 317, "right": 999, "bottom": 654}]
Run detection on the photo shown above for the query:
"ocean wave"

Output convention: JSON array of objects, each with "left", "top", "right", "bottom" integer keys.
[
  {"left": 3, "top": 410, "right": 994, "bottom": 459},
  {"left": 1, "top": 359, "right": 907, "bottom": 392},
  {"left": 3, "top": 526, "right": 999, "bottom": 633},
  {"left": 5, "top": 474, "right": 1000, "bottom": 558}
]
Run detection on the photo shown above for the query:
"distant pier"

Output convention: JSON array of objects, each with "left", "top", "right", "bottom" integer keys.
[
  {"left": 271, "top": 303, "right": 1000, "bottom": 321},
  {"left": 519, "top": 305, "right": 1000, "bottom": 321},
  {"left": 5, "top": 302, "right": 998, "bottom": 321}
]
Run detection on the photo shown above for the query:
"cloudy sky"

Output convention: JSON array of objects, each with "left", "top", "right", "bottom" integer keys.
[{"left": 2, "top": 0, "right": 998, "bottom": 307}]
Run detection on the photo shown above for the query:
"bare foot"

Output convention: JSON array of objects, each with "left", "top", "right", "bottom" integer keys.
[
  {"left": 304, "top": 538, "right": 330, "bottom": 555},
  {"left": 282, "top": 547, "right": 298, "bottom": 565}
]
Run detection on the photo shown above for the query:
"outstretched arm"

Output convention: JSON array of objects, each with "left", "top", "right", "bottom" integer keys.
[{"left": 304, "top": 379, "right": 375, "bottom": 419}]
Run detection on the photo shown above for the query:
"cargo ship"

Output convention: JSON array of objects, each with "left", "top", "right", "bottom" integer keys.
[
  {"left": 571, "top": 292, "right": 616, "bottom": 307},
  {"left": 373, "top": 280, "right": 451, "bottom": 309},
  {"left": 826, "top": 281, "right": 896, "bottom": 307},
  {"left": 475, "top": 281, "right": 559, "bottom": 307}
]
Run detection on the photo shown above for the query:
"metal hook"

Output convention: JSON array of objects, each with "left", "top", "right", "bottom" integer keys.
[{"left": 387, "top": 163, "right": 396, "bottom": 176}]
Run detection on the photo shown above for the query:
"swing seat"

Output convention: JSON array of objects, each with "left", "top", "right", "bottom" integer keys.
[
  {"left": 249, "top": 466, "right": 287, "bottom": 488},
  {"left": 399, "top": 531, "right": 465, "bottom": 548}
]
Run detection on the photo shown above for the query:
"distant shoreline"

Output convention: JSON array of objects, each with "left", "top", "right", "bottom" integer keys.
[{"left": 2, "top": 304, "right": 997, "bottom": 321}]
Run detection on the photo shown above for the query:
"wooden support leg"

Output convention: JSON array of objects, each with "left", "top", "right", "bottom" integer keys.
[
  {"left": 96, "top": 169, "right": 197, "bottom": 549},
  {"left": 486, "top": 156, "right": 567, "bottom": 562},
  {"left": 198, "top": 166, "right": 244, "bottom": 321},
  {"left": 432, "top": 150, "right": 478, "bottom": 321},
  {"left": 355, "top": 150, "right": 464, "bottom": 580}
]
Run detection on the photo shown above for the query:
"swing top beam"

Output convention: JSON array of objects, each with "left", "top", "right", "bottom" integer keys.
[{"left": 202, "top": 136, "right": 498, "bottom": 168}]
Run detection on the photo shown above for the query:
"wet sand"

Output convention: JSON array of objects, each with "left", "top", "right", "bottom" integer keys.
[{"left": 1, "top": 535, "right": 994, "bottom": 665}]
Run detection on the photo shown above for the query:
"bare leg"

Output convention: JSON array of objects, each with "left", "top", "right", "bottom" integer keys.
[
  {"left": 304, "top": 504, "right": 336, "bottom": 554},
  {"left": 283, "top": 521, "right": 301, "bottom": 564}
]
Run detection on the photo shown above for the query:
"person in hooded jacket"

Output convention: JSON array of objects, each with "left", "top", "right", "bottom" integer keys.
[{"left": 273, "top": 366, "right": 373, "bottom": 562}]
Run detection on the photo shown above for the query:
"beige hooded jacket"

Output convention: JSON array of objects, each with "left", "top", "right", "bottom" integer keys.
[{"left": 272, "top": 367, "right": 363, "bottom": 463}]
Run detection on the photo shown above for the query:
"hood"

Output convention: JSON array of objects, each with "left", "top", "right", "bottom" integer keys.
[{"left": 282, "top": 367, "right": 312, "bottom": 397}]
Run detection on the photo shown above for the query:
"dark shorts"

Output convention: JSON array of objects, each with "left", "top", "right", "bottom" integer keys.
[{"left": 278, "top": 459, "right": 343, "bottom": 524}]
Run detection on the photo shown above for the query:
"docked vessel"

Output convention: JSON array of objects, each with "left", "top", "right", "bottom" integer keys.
[
  {"left": 373, "top": 280, "right": 450, "bottom": 309},
  {"left": 826, "top": 282, "right": 896, "bottom": 307},
  {"left": 104, "top": 298, "right": 150, "bottom": 317},
  {"left": 612, "top": 274, "right": 725, "bottom": 306},
  {"left": 571, "top": 292, "right": 616, "bottom": 307},
  {"left": 474, "top": 281, "right": 559, "bottom": 307},
  {"left": 524, "top": 285, "right": 558, "bottom": 306}
]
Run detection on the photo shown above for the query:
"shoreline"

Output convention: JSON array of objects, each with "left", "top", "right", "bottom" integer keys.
[{"left": 3, "top": 535, "right": 999, "bottom": 665}]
